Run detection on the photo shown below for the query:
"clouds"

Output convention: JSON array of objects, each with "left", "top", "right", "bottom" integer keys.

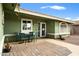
[
  {"left": 65, "top": 17, "right": 71, "bottom": 20},
  {"left": 40, "top": 5, "right": 66, "bottom": 10},
  {"left": 65, "top": 17, "right": 79, "bottom": 21},
  {"left": 73, "top": 17, "right": 79, "bottom": 21}
]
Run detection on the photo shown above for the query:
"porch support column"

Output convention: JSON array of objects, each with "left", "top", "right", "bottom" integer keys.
[
  {"left": 54, "top": 21, "right": 59, "bottom": 39},
  {"left": 0, "top": 4, "right": 4, "bottom": 56}
]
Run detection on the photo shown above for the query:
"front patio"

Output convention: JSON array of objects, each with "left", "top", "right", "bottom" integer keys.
[{"left": 2, "top": 39, "right": 71, "bottom": 56}]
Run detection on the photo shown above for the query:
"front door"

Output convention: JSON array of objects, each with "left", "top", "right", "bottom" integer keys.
[
  {"left": 21, "top": 19, "right": 32, "bottom": 34},
  {"left": 40, "top": 22, "right": 46, "bottom": 37}
]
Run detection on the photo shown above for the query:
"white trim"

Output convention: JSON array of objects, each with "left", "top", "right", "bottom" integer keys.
[
  {"left": 15, "top": 8, "right": 74, "bottom": 23},
  {"left": 47, "top": 33, "right": 70, "bottom": 35},
  {"left": 0, "top": 36, "right": 5, "bottom": 56},
  {"left": 59, "top": 22, "right": 69, "bottom": 34},
  {"left": 4, "top": 34, "right": 15, "bottom": 36},
  {"left": 21, "top": 18, "right": 32, "bottom": 34}
]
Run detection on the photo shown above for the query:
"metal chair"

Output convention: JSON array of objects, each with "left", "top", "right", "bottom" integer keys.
[{"left": 16, "top": 32, "right": 34, "bottom": 43}]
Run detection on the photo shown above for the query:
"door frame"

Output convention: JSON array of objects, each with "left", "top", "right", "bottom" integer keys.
[
  {"left": 40, "top": 22, "right": 46, "bottom": 37},
  {"left": 21, "top": 18, "right": 32, "bottom": 34}
]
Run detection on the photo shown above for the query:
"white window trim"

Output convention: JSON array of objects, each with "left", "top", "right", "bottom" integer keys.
[
  {"left": 21, "top": 18, "right": 32, "bottom": 33},
  {"left": 59, "top": 22, "right": 69, "bottom": 35}
]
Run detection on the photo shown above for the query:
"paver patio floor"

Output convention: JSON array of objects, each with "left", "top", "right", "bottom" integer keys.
[
  {"left": 2, "top": 40, "right": 71, "bottom": 56},
  {"left": 62, "top": 35, "right": 79, "bottom": 45}
]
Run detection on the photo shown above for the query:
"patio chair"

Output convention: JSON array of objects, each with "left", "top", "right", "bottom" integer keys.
[
  {"left": 29, "top": 32, "right": 34, "bottom": 42},
  {"left": 3, "top": 38, "right": 11, "bottom": 53},
  {"left": 16, "top": 32, "right": 34, "bottom": 43},
  {"left": 16, "top": 33, "right": 29, "bottom": 41},
  {"left": 16, "top": 33, "right": 21, "bottom": 41}
]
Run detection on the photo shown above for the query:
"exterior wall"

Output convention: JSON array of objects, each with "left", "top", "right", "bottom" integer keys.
[
  {"left": 71, "top": 25, "right": 79, "bottom": 35},
  {"left": 33, "top": 19, "right": 55, "bottom": 38},
  {"left": 4, "top": 11, "right": 21, "bottom": 42},
  {"left": 67, "top": 24, "right": 71, "bottom": 35},
  {"left": 54, "top": 21, "right": 59, "bottom": 38},
  {"left": 46, "top": 20, "right": 55, "bottom": 38},
  {"left": 33, "top": 19, "right": 47, "bottom": 38},
  {"left": 4, "top": 12, "right": 71, "bottom": 39},
  {"left": 0, "top": 4, "right": 4, "bottom": 56},
  {"left": 32, "top": 19, "right": 39, "bottom": 37},
  {"left": 55, "top": 21, "right": 59, "bottom": 34},
  {"left": 46, "top": 20, "right": 55, "bottom": 33},
  {"left": 54, "top": 21, "right": 70, "bottom": 38},
  {"left": 4, "top": 12, "right": 56, "bottom": 39},
  {"left": 4, "top": 14, "right": 47, "bottom": 37},
  {"left": 4, "top": 13, "right": 21, "bottom": 34}
]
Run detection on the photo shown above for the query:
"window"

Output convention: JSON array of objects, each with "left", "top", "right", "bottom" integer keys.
[
  {"left": 21, "top": 19, "right": 32, "bottom": 33},
  {"left": 23, "top": 20, "right": 31, "bottom": 30},
  {"left": 60, "top": 23, "right": 67, "bottom": 33}
]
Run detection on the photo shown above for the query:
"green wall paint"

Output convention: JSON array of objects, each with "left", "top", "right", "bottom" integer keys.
[
  {"left": 55, "top": 21, "right": 59, "bottom": 33},
  {"left": 46, "top": 20, "right": 55, "bottom": 33},
  {"left": 54, "top": 21, "right": 71, "bottom": 38},
  {"left": 33, "top": 19, "right": 45, "bottom": 31},
  {"left": 55, "top": 21, "right": 70, "bottom": 34},
  {"left": 4, "top": 12, "right": 56, "bottom": 38},
  {"left": 33, "top": 19, "right": 47, "bottom": 37},
  {"left": 4, "top": 13, "right": 48, "bottom": 36},
  {"left": 4, "top": 12, "right": 21, "bottom": 34}
]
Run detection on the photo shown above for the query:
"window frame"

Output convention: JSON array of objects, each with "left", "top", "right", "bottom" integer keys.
[
  {"left": 59, "top": 22, "right": 68, "bottom": 34},
  {"left": 21, "top": 18, "right": 32, "bottom": 33}
]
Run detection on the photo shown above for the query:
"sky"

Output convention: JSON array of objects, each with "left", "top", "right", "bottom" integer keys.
[{"left": 20, "top": 3, "right": 79, "bottom": 21}]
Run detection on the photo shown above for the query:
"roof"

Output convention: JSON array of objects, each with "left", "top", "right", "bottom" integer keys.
[
  {"left": 73, "top": 20, "right": 79, "bottom": 25},
  {"left": 15, "top": 7, "right": 74, "bottom": 24}
]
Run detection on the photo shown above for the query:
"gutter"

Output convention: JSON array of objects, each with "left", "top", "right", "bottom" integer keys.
[{"left": 15, "top": 8, "right": 74, "bottom": 24}]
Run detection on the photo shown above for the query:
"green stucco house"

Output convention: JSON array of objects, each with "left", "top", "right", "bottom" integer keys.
[{"left": 0, "top": 3, "right": 73, "bottom": 55}]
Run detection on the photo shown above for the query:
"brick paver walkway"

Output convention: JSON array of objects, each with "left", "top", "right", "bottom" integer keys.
[
  {"left": 63, "top": 35, "right": 79, "bottom": 45},
  {"left": 2, "top": 40, "right": 71, "bottom": 56}
]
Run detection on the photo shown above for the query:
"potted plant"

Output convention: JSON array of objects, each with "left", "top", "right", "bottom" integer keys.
[
  {"left": 59, "top": 35, "right": 65, "bottom": 40},
  {"left": 3, "top": 38, "right": 11, "bottom": 53}
]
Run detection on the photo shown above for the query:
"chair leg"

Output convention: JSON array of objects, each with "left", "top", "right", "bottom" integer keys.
[
  {"left": 31, "top": 38, "right": 32, "bottom": 42},
  {"left": 28, "top": 37, "right": 30, "bottom": 42},
  {"left": 24, "top": 40, "right": 26, "bottom": 45}
]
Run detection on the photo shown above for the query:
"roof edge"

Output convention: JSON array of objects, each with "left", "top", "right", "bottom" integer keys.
[{"left": 15, "top": 7, "right": 74, "bottom": 24}]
